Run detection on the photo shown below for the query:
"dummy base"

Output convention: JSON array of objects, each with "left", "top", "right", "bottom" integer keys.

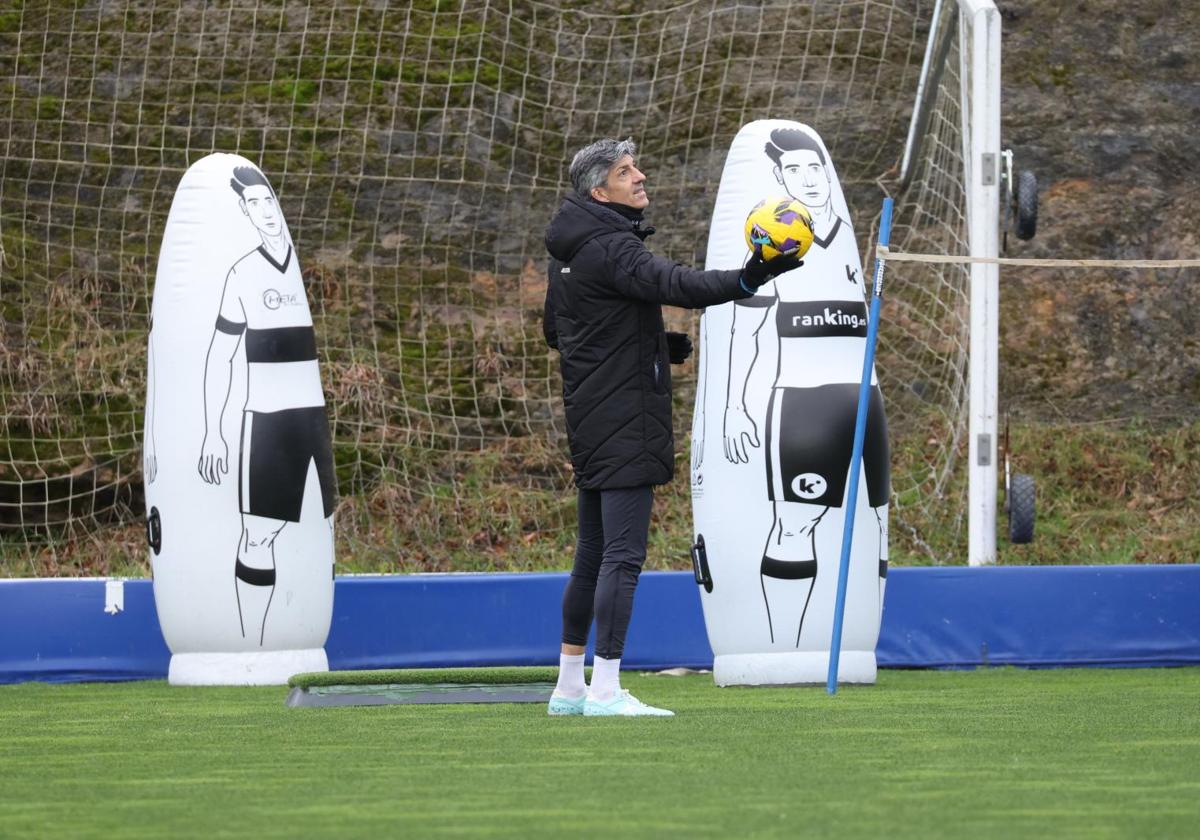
[
  {"left": 713, "top": 651, "right": 877, "bottom": 686},
  {"left": 168, "top": 648, "right": 329, "bottom": 686}
]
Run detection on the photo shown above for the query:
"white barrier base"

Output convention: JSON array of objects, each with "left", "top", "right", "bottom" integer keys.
[
  {"left": 713, "top": 651, "right": 877, "bottom": 686},
  {"left": 168, "top": 649, "right": 329, "bottom": 686}
]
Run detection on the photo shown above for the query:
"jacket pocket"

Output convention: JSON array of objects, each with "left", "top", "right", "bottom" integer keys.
[{"left": 654, "top": 332, "right": 672, "bottom": 395}]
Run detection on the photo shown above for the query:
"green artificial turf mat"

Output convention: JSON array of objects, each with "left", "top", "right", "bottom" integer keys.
[
  {"left": 287, "top": 667, "right": 596, "bottom": 707},
  {"left": 288, "top": 666, "right": 565, "bottom": 689}
]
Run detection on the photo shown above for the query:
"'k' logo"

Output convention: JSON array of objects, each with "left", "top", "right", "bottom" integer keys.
[
  {"left": 791, "top": 473, "right": 827, "bottom": 500},
  {"left": 846, "top": 265, "right": 859, "bottom": 285}
]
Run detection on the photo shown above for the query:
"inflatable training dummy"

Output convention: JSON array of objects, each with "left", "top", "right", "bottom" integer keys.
[
  {"left": 690, "top": 121, "right": 889, "bottom": 686},
  {"left": 144, "top": 153, "right": 335, "bottom": 685}
]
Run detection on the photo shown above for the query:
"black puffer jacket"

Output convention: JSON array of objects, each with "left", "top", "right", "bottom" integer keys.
[{"left": 544, "top": 193, "right": 751, "bottom": 489}]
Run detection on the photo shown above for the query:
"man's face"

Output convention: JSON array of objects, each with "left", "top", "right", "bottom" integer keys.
[
  {"left": 592, "top": 154, "right": 649, "bottom": 209},
  {"left": 239, "top": 184, "right": 282, "bottom": 236},
  {"left": 774, "top": 148, "right": 830, "bottom": 210}
]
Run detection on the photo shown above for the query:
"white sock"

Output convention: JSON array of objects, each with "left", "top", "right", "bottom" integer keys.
[
  {"left": 554, "top": 653, "right": 586, "bottom": 698},
  {"left": 588, "top": 655, "right": 622, "bottom": 701}
]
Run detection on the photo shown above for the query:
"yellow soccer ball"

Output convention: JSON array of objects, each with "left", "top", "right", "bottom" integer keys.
[{"left": 744, "top": 197, "right": 815, "bottom": 261}]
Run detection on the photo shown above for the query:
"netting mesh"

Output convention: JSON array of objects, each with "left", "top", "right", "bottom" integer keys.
[
  {"left": 0, "top": 0, "right": 974, "bottom": 573},
  {"left": 880, "top": 0, "right": 971, "bottom": 560}
]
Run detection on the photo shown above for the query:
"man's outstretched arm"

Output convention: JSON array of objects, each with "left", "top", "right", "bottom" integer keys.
[{"left": 608, "top": 238, "right": 799, "bottom": 309}]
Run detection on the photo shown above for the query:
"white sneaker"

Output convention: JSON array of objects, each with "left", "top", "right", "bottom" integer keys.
[{"left": 583, "top": 689, "right": 674, "bottom": 717}]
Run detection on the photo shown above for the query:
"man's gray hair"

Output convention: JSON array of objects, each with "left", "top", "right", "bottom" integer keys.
[{"left": 569, "top": 138, "right": 638, "bottom": 198}]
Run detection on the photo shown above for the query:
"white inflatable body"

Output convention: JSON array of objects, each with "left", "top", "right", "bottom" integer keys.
[
  {"left": 690, "top": 121, "right": 889, "bottom": 686},
  {"left": 144, "top": 153, "right": 335, "bottom": 686}
]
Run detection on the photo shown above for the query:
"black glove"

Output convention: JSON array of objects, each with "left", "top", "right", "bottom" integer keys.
[
  {"left": 666, "top": 331, "right": 693, "bottom": 364},
  {"left": 740, "top": 250, "right": 803, "bottom": 290}
]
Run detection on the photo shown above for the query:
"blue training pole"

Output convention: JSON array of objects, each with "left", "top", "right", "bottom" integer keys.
[{"left": 827, "top": 197, "right": 894, "bottom": 695}]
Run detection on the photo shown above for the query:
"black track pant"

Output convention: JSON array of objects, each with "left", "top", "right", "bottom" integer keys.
[{"left": 560, "top": 485, "right": 653, "bottom": 660}]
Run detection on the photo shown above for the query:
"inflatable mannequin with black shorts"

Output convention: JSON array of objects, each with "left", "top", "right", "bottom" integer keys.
[
  {"left": 145, "top": 153, "right": 335, "bottom": 686},
  {"left": 690, "top": 120, "right": 889, "bottom": 686}
]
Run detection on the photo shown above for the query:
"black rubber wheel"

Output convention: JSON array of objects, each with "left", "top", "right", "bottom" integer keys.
[
  {"left": 1015, "top": 170, "right": 1038, "bottom": 240},
  {"left": 1008, "top": 473, "right": 1036, "bottom": 544}
]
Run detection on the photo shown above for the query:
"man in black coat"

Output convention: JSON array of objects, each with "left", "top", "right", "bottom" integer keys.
[{"left": 543, "top": 137, "right": 800, "bottom": 716}]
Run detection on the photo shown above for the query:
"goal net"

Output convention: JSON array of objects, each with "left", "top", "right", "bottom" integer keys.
[{"left": 0, "top": 0, "right": 983, "bottom": 573}]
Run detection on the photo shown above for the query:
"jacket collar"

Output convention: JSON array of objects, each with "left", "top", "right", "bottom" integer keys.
[
  {"left": 579, "top": 194, "right": 656, "bottom": 240},
  {"left": 546, "top": 192, "right": 656, "bottom": 261}
]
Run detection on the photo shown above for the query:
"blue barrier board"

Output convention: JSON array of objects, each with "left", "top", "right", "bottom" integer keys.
[{"left": 1, "top": 566, "right": 1197, "bottom": 683}]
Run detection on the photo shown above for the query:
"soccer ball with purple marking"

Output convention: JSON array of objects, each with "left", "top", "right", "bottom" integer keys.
[{"left": 744, "top": 197, "right": 815, "bottom": 261}]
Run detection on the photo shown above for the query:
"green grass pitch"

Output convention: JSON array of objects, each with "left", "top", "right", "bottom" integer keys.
[{"left": 2, "top": 668, "right": 1198, "bottom": 838}]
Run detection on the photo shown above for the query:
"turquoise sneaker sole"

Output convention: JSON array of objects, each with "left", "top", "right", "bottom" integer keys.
[{"left": 547, "top": 694, "right": 586, "bottom": 716}]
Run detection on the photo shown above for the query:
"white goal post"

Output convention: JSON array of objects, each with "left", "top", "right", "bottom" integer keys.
[{"left": 961, "top": 0, "right": 1001, "bottom": 568}]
